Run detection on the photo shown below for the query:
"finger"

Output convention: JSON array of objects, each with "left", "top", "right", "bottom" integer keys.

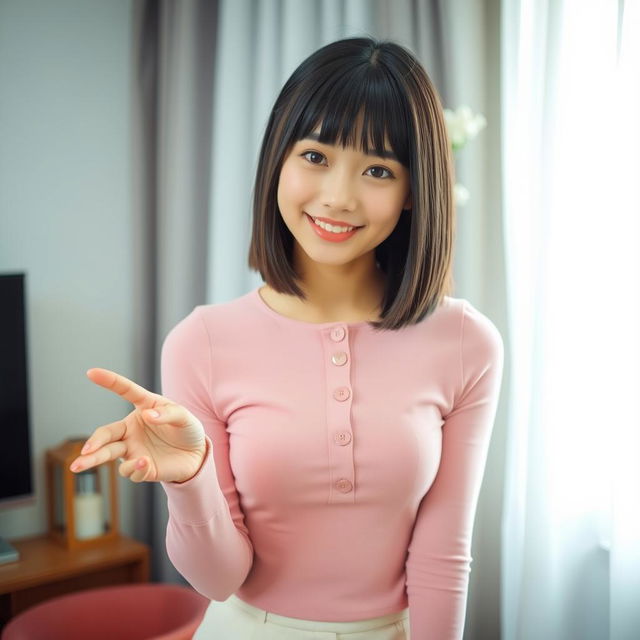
[
  {"left": 86, "top": 368, "right": 161, "bottom": 410},
  {"left": 118, "top": 456, "right": 151, "bottom": 483},
  {"left": 70, "top": 440, "right": 128, "bottom": 473},
  {"left": 78, "top": 420, "right": 127, "bottom": 457}
]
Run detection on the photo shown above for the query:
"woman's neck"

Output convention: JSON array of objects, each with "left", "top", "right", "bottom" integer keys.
[{"left": 259, "top": 271, "right": 385, "bottom": 324}]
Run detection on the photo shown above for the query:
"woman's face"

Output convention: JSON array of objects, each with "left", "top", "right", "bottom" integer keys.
[{"left": 276, "top": 125, "right": 412, "bottom": 272}]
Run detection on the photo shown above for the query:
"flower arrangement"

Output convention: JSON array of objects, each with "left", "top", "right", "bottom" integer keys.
[{"left": 443, "top": 105, "right": 487, "bottom": 206}]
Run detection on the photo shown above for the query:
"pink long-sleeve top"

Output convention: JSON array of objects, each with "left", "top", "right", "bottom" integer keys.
[{"left": 159, "top": 286, "right": 504, "bottom": 639}]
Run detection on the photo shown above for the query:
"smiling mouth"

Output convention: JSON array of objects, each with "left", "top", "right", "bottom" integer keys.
[{"left": 305, "top": 213, "right": 364, "bottom": 230}]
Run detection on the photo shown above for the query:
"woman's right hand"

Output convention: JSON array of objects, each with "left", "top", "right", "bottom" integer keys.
[{"left": 69, "top": 368, "right": 207, "bottom": 484}]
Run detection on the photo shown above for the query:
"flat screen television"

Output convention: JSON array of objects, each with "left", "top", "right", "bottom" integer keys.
[{"left": 0, "top": 273, "right": 34, "bottom": 563}]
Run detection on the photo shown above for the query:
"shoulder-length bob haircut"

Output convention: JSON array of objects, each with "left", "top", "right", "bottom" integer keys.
[{"left": 248, "top": 37, "right": 456, "bottom": 331}]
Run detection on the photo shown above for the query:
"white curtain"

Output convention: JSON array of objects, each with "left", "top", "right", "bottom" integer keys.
[
  {"left": 500, "top": 1, "right": 640, "bottom": 638},
  {"left": 609, "top": 5, "right": 640, "bottom": 636}
]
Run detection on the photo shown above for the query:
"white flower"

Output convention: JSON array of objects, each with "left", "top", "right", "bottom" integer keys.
[
  {"left": 444, "top": 105, "right": 487, "bottom": 150},
  {"left": 444, "top": 105, "right": 487, "bottom": 206}
]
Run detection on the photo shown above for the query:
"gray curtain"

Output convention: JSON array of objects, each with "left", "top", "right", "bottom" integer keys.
[{"left": 130, "top": 0, "right": 218, "bottom": 585}]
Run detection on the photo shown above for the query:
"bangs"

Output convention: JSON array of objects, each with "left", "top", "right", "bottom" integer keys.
[{"left": 289, "top": 64, "right": 413, "bottom": 167}]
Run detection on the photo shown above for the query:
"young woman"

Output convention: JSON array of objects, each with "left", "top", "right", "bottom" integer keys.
[{"left": 71, "top": 37, "right": 504, "bottom": 639}]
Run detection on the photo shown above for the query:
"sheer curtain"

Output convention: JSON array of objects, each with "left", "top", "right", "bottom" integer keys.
[
  {"left": 500, "top": 1, "right": 639, "bottom": 638},
  {"left": 609, "top": 5, "right": 640, "bottom": 637}
]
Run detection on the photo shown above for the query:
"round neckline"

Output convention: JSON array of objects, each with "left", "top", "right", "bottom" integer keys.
[{"left": 250, "top": 286, "right": 375, "bottom": 329}]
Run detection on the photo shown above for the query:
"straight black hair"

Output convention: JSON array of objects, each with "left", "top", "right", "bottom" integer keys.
[{"left": 248, "top": 37, "right": 456, "bottom": 331}]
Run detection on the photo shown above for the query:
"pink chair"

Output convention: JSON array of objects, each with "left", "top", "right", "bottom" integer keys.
[{"left": 1, "top": 582, "right": 210, "bottom": 640}]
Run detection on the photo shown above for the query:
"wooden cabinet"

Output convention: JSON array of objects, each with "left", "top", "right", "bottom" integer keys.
[{"left": 0, "top": 533, "right": 149, "bottom": 629}]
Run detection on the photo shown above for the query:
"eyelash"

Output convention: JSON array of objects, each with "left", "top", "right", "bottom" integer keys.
[{"left": 300, "top": 150, "right": 395, "bottom": 180}]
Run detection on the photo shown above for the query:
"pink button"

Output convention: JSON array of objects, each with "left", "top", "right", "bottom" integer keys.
[
  {"left": 333, "top": 387, "right": 351, "bottom": 401},
  {"left": 334, "top": 431, "right": 352, "bottom": 445},
  {"left": 336, "top": 478, "right": 353, "bottom": 493},
  {"left": 330, "top": 326, "right": 346, "bottom": 342},
  {"left": 331, "top": 351, "right": 347, "bottom": 366}
]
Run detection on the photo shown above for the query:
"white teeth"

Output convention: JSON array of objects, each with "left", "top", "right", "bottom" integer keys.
[{"left": 312, "top": 217, "right": 356, "bottom": 233}]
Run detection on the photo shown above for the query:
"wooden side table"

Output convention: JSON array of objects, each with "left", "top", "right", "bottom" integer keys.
[{"left": 0, "top": 533, "right": 150, "bottom": 629}]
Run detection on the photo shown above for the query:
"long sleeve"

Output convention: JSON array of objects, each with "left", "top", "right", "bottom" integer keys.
[
  {"left": 159, "top": 307, "right": 253, "bottom": 600},
  {"left": 405, "top": 300, "right": 505, "bottom": 639}
]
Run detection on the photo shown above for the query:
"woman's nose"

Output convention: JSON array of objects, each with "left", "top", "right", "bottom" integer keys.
[{"left": 320, "top": 169, "right": 357, "bottom": 211}]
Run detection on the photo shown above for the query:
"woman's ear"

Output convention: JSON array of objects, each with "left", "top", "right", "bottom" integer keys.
[{"left": 403, "top": 192, "right": 412, "bottom": 210}]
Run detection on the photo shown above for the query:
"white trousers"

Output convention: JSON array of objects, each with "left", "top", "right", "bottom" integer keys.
[{"left": 193, "top": 593, "right": 411, "bottom": 640}]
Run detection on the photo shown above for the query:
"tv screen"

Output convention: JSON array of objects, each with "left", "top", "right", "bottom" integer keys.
[{"left": 0, "top": 273, "right": 33, "bottom": 504}]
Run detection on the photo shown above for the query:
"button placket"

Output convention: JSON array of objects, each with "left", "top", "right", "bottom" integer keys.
[{"left": 324, "top": 324, "right": 355, "bottom": 502}]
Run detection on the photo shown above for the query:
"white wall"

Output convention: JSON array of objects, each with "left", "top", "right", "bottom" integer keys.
[{"left": 0, "top": 0, "right": 138, "bottom": 540}]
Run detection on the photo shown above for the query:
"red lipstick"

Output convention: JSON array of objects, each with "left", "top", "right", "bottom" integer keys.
[{"left": 305, "top": 213, "right": 362, "bottom": 243}]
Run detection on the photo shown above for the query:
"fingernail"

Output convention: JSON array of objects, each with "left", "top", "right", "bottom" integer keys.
[
  {"left": 81, "top": 442, "right": 91, "bottom": 454},
  {"left": 70, "top": 462, "right": 81, "bottom": 472},
  {"left": 148, "top": 410, "right": 160, "bottom": 418},
  {"left": 136, "top": 458, "right": 146, "bottom": 468}
]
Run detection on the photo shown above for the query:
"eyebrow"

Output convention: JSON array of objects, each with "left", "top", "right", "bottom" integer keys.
[{"left": 301, "top": 132, "right": 399, "bottom": 162}]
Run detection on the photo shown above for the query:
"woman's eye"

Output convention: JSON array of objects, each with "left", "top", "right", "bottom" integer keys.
[
  {"left": 301, "top": 151, "right": 326, "bottom": 165},
  {"left": 366, "top": 166, "right": 393, "bottom": 179},
  {"left": 300, "top": 151, "right": 393, "bottom": 179}
]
